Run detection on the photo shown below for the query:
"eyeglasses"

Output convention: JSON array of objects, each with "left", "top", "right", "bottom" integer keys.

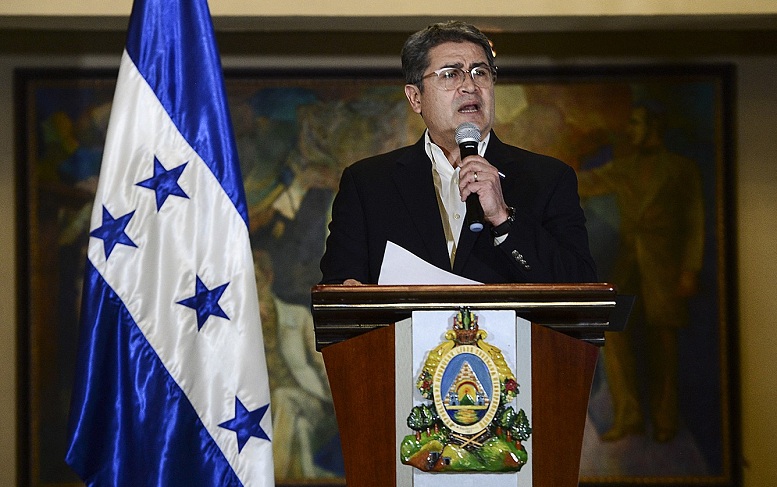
[{"left": 420, "top": 66, "right": 497, "bottom": 91}]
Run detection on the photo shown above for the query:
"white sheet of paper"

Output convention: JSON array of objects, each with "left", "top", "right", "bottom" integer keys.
[{"left": 378, "top": 241, "right": 481, "bottom": 285}]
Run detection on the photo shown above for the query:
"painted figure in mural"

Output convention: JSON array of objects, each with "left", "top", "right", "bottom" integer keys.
[
  {"left": 577, "top": 102, "right": 705, "bottom": 443},
  {"left": 241, "top": 87, "right": 412, "bottom": 479},
  {"left": 238, "top": 89, "right": 344, "bottom": 479},
  {"left": 320, "top": 20, "right": 597, "bottom": 285},
  {"left": 252, "top": 249, "right": 337, "bottom": 479}
]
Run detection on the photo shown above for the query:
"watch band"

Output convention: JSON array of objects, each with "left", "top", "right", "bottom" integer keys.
[{"left": 490, "top": 206, "right": 515, "bottom": 238}]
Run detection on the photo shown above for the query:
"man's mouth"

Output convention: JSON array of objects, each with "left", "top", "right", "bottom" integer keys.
[{"left": 458, "top": 103, "right": 480, "bottom": 113}]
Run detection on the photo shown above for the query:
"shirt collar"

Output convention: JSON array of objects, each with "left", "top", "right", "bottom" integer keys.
[{"left": 423, "top": 129, "right": 491, "bottom": 175}]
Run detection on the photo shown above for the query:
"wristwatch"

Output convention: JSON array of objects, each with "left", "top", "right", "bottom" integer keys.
[{"left": 490, "top": 206, "right": 516, "bottom": 238}]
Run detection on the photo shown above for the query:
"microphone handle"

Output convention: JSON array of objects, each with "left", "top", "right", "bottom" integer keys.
[
  {"left": 459, "top": 140, "right": 484, "bottom": 232},
  {"left": 466, "top": 194, "right": 484, "bottom": 232}
]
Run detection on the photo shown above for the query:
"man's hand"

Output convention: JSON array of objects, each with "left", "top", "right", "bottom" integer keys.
[{"left": 458, "top": 154, "right": 510, "bottom": 226}]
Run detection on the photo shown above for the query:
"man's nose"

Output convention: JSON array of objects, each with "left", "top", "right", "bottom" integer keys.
[{"left": 459, "top": 73, "right": 478, "bottom": 92}]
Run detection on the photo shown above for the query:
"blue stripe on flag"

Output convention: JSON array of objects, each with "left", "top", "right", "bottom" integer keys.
[
  {"left": 124, "top": 0, "right": 248, "bottom": 225},
  {"left": 66, "top": 262, "right": 242, "bottom": 486}
]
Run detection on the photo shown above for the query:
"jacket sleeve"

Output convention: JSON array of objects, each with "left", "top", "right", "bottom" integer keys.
[
  {"left": 497, "top": 164, "right": 598, "bottom": 283},
  {"left": 319, "top": 165, "right": 371, "bottom": 284}
]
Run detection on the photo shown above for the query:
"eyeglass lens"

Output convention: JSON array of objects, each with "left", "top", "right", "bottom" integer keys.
[{"left": 438, "top": 67, "right": 494, "bottom": 90}]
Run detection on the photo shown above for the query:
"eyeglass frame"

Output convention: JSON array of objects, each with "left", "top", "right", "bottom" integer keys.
[{"left": 419, "top": 65, "right": 498, "bottom": 91}]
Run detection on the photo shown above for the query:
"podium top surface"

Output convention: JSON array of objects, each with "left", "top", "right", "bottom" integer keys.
[{"left": 311, "top": 283, "right": 622, "bottom": 350}]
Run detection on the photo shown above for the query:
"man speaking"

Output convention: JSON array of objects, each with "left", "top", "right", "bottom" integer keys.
[{"left": 320, "top": 20, "right": 597, "bottom": 285}]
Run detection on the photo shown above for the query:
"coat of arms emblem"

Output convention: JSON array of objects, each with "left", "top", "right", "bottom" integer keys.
[{"left": 400, "top": 308, "right": 532, "bottom": 473}]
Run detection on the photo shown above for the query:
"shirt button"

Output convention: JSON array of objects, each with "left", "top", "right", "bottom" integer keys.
[{"left": 454, "top": 213, "right": 461, "bottom": 220}]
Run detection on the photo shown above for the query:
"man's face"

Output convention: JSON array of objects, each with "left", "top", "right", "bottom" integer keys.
[
  {"left": 626, "top": 107, "right": 649, "bottom": 147},
  {"left": 404, "top": 41, "right": 496, "bottom": 151}
]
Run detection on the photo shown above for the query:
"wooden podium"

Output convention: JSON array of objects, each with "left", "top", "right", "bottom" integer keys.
[{"left": 312, "top": 283, "right": 620, "bottom": 487}]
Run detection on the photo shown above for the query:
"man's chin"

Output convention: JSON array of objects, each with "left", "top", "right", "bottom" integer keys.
[{"left": 456, "top": 115, "right": 491, "bottom": 133}]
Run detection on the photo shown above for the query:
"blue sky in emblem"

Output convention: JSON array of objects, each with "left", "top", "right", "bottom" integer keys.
[{"left": 440, "top": 352, "right": 492, "bottom": 395}]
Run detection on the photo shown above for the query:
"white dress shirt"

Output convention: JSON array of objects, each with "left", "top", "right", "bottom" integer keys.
[{"left": 424, "top": 130, "right": 491, "bottom": 265}]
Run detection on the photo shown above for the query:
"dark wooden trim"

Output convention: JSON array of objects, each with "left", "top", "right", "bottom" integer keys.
[{"left": 312, "top": 283, "right": 619, "bottom": 350}]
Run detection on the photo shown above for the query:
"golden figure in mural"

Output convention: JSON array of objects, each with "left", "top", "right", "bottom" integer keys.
[{"left": 577, "top": 103, "right": 705, "bottom": 443}]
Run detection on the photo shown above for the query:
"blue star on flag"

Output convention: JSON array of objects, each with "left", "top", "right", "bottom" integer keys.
[
  {"left": 136, "top": 156, "right": 189, "bottom": 211},
  {"left": 89, "top": 206, "right": 138, "bottom": 259},
  {"left": 219, "top": 397, "right": 271, "bottom": 453},
  {"left": 177, "top": 276, "right": 229, "bottom": 330}
]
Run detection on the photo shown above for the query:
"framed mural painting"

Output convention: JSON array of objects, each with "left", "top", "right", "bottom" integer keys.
[{"left": 16, "top": 64, "right": 737, "bottom": 486}]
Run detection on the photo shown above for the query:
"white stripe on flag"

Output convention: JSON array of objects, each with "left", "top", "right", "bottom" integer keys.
[{"left": 88, "top": 52, "right": 273, "bottom": 482}]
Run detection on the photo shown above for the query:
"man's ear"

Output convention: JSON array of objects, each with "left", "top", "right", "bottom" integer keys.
[{"left": 404, "top": 84, "right": 422, "bottom": 114}]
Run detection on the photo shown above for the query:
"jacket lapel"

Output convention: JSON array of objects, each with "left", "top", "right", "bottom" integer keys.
[{"left": 392, "top": 137, "right": 452, "bottom": 271}]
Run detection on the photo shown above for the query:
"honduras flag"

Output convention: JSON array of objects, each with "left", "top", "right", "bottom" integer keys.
[{"left": 64, "top": 0, "right": 274, "bottom": 485}]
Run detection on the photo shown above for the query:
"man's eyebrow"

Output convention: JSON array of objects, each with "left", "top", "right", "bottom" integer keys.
[{"left": 437, "top": 61, "right": 488, "bottom": 69}]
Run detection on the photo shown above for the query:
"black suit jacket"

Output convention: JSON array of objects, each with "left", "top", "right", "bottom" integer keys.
[{"left": 319, "top": 132, "right": 597, "bottom": 284}]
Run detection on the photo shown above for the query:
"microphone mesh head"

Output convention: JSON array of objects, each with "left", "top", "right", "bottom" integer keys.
[{"left": 455, "top": 122, "right": 481, "bottom": 144}]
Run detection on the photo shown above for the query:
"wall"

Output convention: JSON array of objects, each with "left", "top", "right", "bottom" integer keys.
[
  {"left": 1, "top": 16, "right": 777, "bottom": 487},
  {"left": 735, "top": 57, "right": 777, "bottom": 487},
  {"left": 0, "top": 55, "right": 19, "bottom": 487},
  {"left": 3, "top": 0, "right": 777, "bottom": 18}
]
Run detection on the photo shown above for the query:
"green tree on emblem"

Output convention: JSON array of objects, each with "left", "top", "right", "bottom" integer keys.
[
  {"left": 512, "top": 408, "right": 532, "bottom": 444},
  {"left": 407, "top": 406, "right": 425, "bottom": 441}
]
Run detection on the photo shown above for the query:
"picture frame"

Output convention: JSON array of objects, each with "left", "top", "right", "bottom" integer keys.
[{"left": 15, "top": 63, "right": 738, "bottom": 486}]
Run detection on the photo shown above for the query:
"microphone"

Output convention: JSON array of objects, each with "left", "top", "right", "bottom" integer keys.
[{"left": 455, "top": 122, "right": 484, "bottom": 232}]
